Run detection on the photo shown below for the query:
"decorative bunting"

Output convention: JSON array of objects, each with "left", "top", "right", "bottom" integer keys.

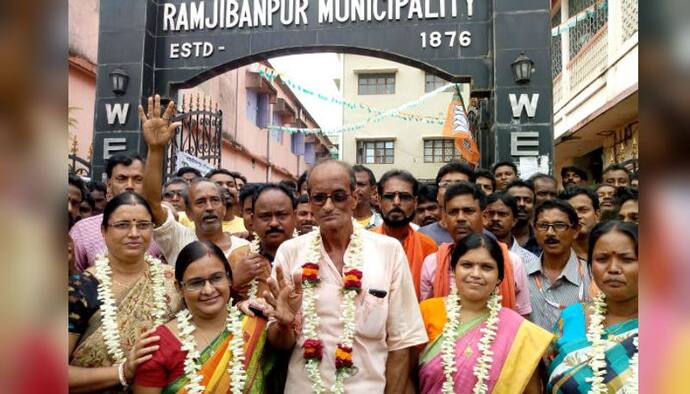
[
  {"left": 257, "top": 64, "right": 448, "bottom": 134},
  {"left": 266, "top": 80, "right": 455, "bottom": 135}
]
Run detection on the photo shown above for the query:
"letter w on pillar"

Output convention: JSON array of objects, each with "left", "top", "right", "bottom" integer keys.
[
  {"left": 509, "top": 94, "right": 539, "bottom": 118},
  {"left": 106, "top": 103, "right": 130, "bottom": 125}
]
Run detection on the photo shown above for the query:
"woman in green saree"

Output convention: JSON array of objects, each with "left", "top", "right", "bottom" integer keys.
[
  {"left": 134, "top": 240, "right": 269, "bottom": 394},
  {"left": 546, "top": 221, "right": 638, "bottom": 393}
]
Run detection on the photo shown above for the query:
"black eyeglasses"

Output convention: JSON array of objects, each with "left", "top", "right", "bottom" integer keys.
[
  {"left": 534, "top": 222, "right": 571, "bottom": 232},
  {"left": 309, "top": 190, "right": 351, "bottom": 205},
  {"left": 180, "top": 272, "right": 229, "bottom": 291},
  {"left": 381, "top": 192, "right": 415, "bottom": 202}
]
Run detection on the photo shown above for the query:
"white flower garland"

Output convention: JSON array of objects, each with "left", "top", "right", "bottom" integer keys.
[
  {"left": 227, "top": 301, "right": 248, "bottom": 394},
  {"left": 247, "top": 237, "right": 262, "bottom": 300},
  {"left": 587, "top": 293, "right": 639, "bottom": 394},
  {"left": 300, "top": 228, "right": 364, "bottom": 394},
  {"left": 176, "top": 301, "right": 247, "bottom": 394},
  {"left": 94, "top": 253, "right": 167, "bottom": 363},
  {"left": 440, "top": 280, "right": 502, "bottom": 394}
]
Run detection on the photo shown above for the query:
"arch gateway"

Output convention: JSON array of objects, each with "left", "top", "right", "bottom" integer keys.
[{"left": 92, "top": 0, "right": 553, "bottom": 179}]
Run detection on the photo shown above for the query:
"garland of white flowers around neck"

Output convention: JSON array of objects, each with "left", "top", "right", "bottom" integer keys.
[
  {"left": 247, "top": 237, "right": 262, "bottom": 300},
  {"left": 300, "top": 227, "right": 364, "bottom": 394},
  {"left": 176, "top": 300, "right": 247, "bottom": 394},
  {"left": 94, "top": 253, "right": 167, "bottom": 363},
  {"left": 440, "top": 280, "right": 502, "bottom": 394},
  {"left": 586, "top": 293, "right": 639, "bottom": 394}
]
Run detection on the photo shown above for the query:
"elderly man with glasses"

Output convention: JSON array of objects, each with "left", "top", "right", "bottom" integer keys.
[{"left": 263, "top": 160, "right": 428, "bottom": 394}]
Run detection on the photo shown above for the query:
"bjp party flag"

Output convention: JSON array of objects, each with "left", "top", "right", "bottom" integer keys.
[{"left": 442, "top": 86, "right": 480, "bottom": 166}]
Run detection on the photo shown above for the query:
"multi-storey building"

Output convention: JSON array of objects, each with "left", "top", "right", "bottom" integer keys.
[
  {"left": 551, "top": 0, "right": 638, "bottom": 183},
  {"left": 340, "top": 55, "right": 471, "bottom": 182}
]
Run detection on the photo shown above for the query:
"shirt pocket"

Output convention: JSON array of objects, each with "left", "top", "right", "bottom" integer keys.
[{"left": 356, "top": 292, "right": 389, "bottom": 340}]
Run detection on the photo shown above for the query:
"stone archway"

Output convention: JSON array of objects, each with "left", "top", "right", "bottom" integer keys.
[{"left": 92, "top": 0, "right": 553, "bottom": 179}]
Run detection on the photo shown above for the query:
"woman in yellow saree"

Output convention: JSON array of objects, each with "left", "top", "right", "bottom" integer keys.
[
  {"left": 134, "top": 240, "right": 270, "bottom": 394},
  {"left": 418, "top": 233, "right": 553, "bottom": 394}
]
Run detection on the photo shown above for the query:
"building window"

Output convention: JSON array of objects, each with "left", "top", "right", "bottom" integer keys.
[
  {"left": 424, "top": 73, "right": 450, "bottom": 92},
  {"left": 246, "top": 90, "right": 270, "bottom": 128},
  {"left": 356, "top": 140, "right": 394, "bottom": 164},
  {"left": 358, "top": 73, "right": 395, "bottom": 95},
  {"left": 424, "top": 139, "right": 459, "bottom": 163}
]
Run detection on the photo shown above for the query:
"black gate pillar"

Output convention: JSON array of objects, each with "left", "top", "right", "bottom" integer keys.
[
  {"left": 91, "top": 0, "right": 158, "bottom": 181},
  {"left": 491, "top": 0, "right": 554, "bottom": 174}
]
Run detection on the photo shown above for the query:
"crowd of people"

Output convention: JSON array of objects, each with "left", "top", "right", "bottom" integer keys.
[{"left": 67, "top": 96, "right": 639, "bottom": 393}]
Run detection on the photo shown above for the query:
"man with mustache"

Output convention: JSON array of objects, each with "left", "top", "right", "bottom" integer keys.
[
  {"left": 559, "top": 186, "right": 600, "bottom": 260},
  {"left": 596, "top": 183, "right": 617, "bottom": 219},
  {"left": 139, "top": 95, "right": 253, "bottom": 278},
  {"left": 207, "top": 168, "right": 247, "bottom": 235},
  {"left": 248, "top": 183, "right": 297, "bottom": 263},
  {"left": 483, "top": 192, "right": 540, "bottom": 271},
  {"left": 352, "top": 164, "right": 383, "bottom": 230},
  {"left": 419, "top": 162, "right": 475, "bottom": 245},
  {"left": 295, "top": 194, "right": 317, "bottom": 235},
  {"left": 414, "top": 184, "right": 441, "bottom": 227},
  {"left": 560, "top": 165, "right": 588, "bottom": 188},
  {"left": 602, "top": 163, "right": 631, "bottom": 189},
  {"left": 529, "top": 199, "right": 593, "bottom": 329},
  {"left": 506, "top": 179, "right": 542, "bottom": 256},
  {"left": 529, "top": 173, "right": 558, "bottom": 206},
  {"left": 265, "top": 160, "right": 427, "bottom": 393},
  {"left": 372, "top": 170, "right": 437, "bottom": 299},
  {"left": 419, "top": 183, "right": 532, "bottom": 318}
]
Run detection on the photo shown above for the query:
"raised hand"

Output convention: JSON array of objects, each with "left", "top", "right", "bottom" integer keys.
[
  {"left": 263, "top": 265, "right": 302, "bottom": 326},
  {"left": 138, "top": 94, "right": 181, "bottom": 148}
]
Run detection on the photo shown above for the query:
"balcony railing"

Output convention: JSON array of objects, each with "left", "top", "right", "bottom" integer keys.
[
  {"left": 621, "top": 0, "right": 638, "bottom": 43},
  {"left": 568, "top": 23, "right": 608, "bottom": 96},
  {"left": 552, "top": 0, "right": 637, "bottom": 111}
]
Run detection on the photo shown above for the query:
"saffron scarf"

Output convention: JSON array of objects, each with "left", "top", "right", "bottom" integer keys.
[
  {"left": 432, "top": 242, "right": 517, "bottom": 310},
  {"left": 373, "top": 225, "right": 437, "bottom": 299},
  {"left": 418, "top": 297, "right": 553, "bottom": 394}
]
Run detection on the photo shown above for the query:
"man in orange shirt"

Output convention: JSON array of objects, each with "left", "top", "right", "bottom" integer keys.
[{"left": 373, "top": 169, "right": 437, "bottom": 299}]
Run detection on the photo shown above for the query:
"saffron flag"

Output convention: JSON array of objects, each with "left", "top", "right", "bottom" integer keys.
[{"left": 442, "top": 86, "right": 480, "bottom": 166}]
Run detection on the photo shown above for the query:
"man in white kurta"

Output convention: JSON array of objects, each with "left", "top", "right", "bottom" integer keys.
[
  {"left": 273, "top": 228, "right": 428, "bottom": 392},
  {"left": 266, "top": 160, "right": 428, "bottom": 393}
]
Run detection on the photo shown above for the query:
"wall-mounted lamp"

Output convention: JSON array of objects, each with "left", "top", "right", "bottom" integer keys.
[
  {"left": 511, "top": 52, "right": 535, "bottom": 84},
  {"left": 109, "top": 67, "right": 129, "bottom": 95}
]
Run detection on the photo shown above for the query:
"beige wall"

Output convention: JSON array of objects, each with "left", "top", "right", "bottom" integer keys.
[{"left": 341, "top": 55, "right": 469, "bottom": 181}]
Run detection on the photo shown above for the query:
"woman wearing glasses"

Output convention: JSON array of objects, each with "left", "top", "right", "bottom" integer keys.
[
  {"left": 134, "top": 240, "right": 269, "bottom": 393},
  {"left": 69, "top": 192, "right": 182, "bottom": 392},
  {"left": 545, "top": 221, "right": 639, "bottom": 393}
]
